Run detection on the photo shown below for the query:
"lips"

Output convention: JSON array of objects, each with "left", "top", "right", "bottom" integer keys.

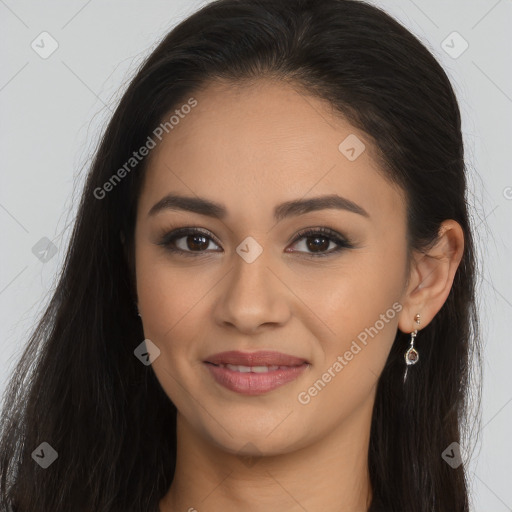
[
  {"left": 203, "top": 350, "right": 310, "bottom": 395},
  {"left": 204, "top": 350, "right": 308, "bottom": 367}
]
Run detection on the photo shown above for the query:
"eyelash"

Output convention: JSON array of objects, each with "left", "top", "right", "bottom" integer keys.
[{"left": 157, "top": 226, "right": 354, "bottom": 259}]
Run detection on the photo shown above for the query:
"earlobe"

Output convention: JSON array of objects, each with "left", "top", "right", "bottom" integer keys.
[{"left": 398, "top": 220, "right": 464, "bottom": 332}]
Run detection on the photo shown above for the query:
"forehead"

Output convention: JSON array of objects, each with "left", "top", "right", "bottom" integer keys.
[{"left": 139, "top": 78, "right": 406, "bottom": 225}]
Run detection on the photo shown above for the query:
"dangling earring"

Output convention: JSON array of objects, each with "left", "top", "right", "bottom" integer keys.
[
  {"left": 135, "top": 303, "right": 141, "bottom": 318},
  {"left": 403, "top": 313, "right": 421, "bottom": 383}
]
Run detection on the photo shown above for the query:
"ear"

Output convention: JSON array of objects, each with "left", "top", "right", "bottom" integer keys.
[{"left": 397, "top": 220, "right": 464, "bottom": 333}]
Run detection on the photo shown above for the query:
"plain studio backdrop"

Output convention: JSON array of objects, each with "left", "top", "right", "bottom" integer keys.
[{"left": 0, "top": 1, "right": 511, "bottom": 510}]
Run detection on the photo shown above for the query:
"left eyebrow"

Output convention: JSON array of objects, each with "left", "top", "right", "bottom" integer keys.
[
  {"left": 148, "top": 193, "right": 370, "bottom": 220},
  {"left": 274, "top": 194, "right": 370, "bottom": 221}
]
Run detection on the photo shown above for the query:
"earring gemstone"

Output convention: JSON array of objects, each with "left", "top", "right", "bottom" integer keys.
[{"left": 405, "top": 346, "right": 419, "bottom": 365}]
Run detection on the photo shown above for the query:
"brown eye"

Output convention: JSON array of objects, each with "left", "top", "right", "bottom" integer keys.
[
  {"left": 304, "top": 235, "right": 331, "bottom": 253},
  {"left": 158, "top": 228, "right": 221, "bottom": 256},
  {"left": 287, "top": 228, "right": 354, "bottom": 257},
  {"left": 183, "top": 234, "right": 210, "bottom": 251}
]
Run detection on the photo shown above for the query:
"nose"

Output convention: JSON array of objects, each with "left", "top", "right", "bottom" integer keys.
[{"left": 213, "top": 250, "right": 291, "bottom": 334}]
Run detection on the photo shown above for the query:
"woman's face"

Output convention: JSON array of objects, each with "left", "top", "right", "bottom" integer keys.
[{"left": 134, "top": 78, "right": 411, "bottom": 455}]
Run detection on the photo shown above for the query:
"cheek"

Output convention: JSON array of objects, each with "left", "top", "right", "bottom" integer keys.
[
  {"left": 294, "top": 279, "right": 400, "bottom": 424},
  {"left": 135, "top": 242, "right": 209, "bottom": 340},
  {"left": 298, "top": 243, "right": 405, "bottom": 378},
  {"left": 135, "top": 254, "right": 209, "bottom": 404},
  {"left": 295, "top": 252, "right": 402, "bottom": 337}
]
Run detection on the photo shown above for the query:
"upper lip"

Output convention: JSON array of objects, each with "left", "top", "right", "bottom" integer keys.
[{"left": 204, "top": 350, "right": 308, "bottom": 367}]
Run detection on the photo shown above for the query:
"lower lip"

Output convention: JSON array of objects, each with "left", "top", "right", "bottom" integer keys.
[{"left": 204, "top": 362, "right": 309, "bottom": 395}]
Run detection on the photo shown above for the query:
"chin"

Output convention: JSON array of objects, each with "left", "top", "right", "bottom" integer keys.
[{"left": 197, "top": 417, "right": 313, "bottom": 457}]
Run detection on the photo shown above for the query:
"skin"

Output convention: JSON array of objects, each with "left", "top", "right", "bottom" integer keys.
[{"left": 133, "top": 78, "right": 464, "bottom": 512}]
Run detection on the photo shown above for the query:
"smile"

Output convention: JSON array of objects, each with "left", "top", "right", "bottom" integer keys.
[{"left": 204, "top": 362, "right": 309, "bottom": 395}]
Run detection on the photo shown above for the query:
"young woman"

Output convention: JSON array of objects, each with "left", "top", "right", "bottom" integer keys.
[{"left": 0, "top": 1, "right": 481, "bottom": 511}]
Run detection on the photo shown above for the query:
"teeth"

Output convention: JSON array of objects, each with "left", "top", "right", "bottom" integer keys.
[
  {"left": 226, "top": 364, "right": 251, "bottom": 373},
  {"left": 223, "top": 364, "right": 280, "bottom": 373},
  {"left": 252, "top": 365, "right": 278, "bottom": 373}
]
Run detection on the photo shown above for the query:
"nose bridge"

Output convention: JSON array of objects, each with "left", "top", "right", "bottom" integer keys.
[
  {"left": 214, "top": 242, "right": 290, "bottom": 331},
  {"left": 231, "top": 245, "right": 272, "bottom": 297}
]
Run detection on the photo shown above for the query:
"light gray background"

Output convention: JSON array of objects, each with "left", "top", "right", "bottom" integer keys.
[{"left": 0, "top": 0, "right": 511, "bottom": 510}]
